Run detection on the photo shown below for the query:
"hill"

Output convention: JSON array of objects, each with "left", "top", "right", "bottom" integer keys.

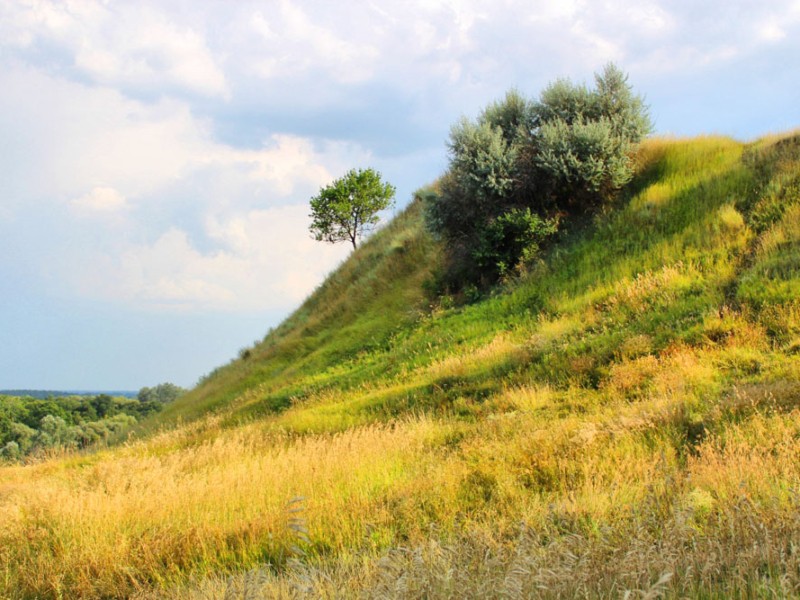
[{"left": 1, "top": 132, "right": 799, "bottom": 598}]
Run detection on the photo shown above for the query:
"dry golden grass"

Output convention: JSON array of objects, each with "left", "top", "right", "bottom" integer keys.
[
  {"left": 600, "top": 262, "right": 693, "bottom": 314},
  {"left": 689, "top": 410, "right": 800, "bottom": 505},
  {"left": 3, "top": 345, "right": 799, "bottom": 599},
  {"left": 0, "top": 417, "right": 447, "bottom": 597},
  {"left": 141, "top": 407, "right": 800, "bottom": 600}
]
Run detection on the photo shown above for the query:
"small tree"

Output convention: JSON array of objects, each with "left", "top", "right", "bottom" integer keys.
[{"left": 309, "top": 168, "right": 395, "bottom": 250}]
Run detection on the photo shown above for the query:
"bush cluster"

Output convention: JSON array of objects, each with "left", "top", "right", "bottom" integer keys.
[{"left": 425, "top": 64, "right": 651, "bottom": 286}]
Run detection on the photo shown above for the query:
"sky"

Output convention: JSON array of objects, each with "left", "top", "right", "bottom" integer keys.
[{"left": 1, "top": 0, "right": 798, "bottom": 391}]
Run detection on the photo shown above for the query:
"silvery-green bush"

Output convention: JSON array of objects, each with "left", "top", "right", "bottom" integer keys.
[{"left": 425, "top": 64, "right": 650, "bottom": 285}]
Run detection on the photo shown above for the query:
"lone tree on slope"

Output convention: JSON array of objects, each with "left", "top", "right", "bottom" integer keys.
[{"left": 309, "top": 168, "right": 395, "bottom": 250}]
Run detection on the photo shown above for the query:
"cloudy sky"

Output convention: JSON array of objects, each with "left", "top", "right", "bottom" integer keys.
[{"left": 1, "top": 0, "right": 798, "bottom": 391}]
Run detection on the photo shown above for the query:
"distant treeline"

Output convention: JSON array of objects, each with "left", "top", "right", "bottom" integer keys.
[
  {"left": 0, "top": 389, "right": 138, "bottom": 399},
  {"left": 0, "top": 383, "right": 185, "bottom": 460}
]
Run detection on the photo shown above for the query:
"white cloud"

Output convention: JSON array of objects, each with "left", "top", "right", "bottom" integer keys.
[
  {"left": 70, "top": 186, "right": 128, "bottom": 213},
  {"left": 569, "top": 20, "right": 625, "bottom": 66},
  {"left": 757, "top": 20, "right": 787, "bottom": 42},
  {"left": 118, "top": 228, "right": 239, "bottom": 310},
  {"left": 79, "top": 206, "right": 350, "bottom": 313},
  {"left": 204, "top": 134, "right": 351, "bottom": 197},
  {"left": 249, "top": 1, "right": 380, "bottom": 84},
  {"left": 527, "top": 0, "right": 580, "bottom": 22},
  {"left": 0, "top": 57, "right": 370, "bottom": 313},
  {"left": 616, "top": 0, "right": 800, "bottom": 73},
  {"left": 0, "top": 0, "right": 228, "bottom": 97},
  {"left": 0, "top": 65, "right": 208, "bottom": 207}
]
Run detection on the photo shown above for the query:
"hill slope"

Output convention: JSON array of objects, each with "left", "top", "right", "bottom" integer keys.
[{"left": 1, "top": 133, "right": 800, "bottom": 598}]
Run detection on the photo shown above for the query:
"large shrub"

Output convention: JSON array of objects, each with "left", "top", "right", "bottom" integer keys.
[
  {"left": 534, "top": 116, "right": 632, "bottom": 209},
  {"left": 425, "top": 64, "right": 650, "bottom": 286},
  {"left": 425, "top": 91, "right": 534, "bottom": 286}
]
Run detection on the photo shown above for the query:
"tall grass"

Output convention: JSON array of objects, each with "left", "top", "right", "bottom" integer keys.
[
  {"left": 2, "top": 133, "right": 800, "bottom": 598},
  {"left": 0, "top": 417, "right": 448, "bottom": 596}
]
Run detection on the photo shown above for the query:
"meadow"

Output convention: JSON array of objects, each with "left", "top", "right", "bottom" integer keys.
[{"left": 1, "top": 133, "right": 799, "bottom": 598}]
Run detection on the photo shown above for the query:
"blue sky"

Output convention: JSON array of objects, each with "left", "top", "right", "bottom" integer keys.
[{"left": 1, "top": 0, "right": 798, "bottom": 390}]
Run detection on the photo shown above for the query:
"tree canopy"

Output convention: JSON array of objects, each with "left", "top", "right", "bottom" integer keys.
[
  {"left": 309, "top": 168, "right": 396, "bottom": 250},
  {"left": 0, "top": 393, "right": 159, "bottom": 461}
]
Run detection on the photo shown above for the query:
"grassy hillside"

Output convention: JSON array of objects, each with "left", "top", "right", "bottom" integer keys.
[
  {"left": 1, "top": 133, "right": 800, "bottom": 598},
  {"left": 150, "top": 197, "right": 439, "bottom": 429}
]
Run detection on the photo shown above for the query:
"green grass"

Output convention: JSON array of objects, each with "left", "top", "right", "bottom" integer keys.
[
  {"left": 149, "top": 198, "right": 441, "bottom": 427},
  {"left": 174, "top": 136, "right": 759, "bottom": 432}
]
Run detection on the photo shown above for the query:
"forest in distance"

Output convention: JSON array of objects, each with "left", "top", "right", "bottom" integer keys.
[
  {"left": 0, "top": 383, "right": 184, "bottom": 460},
  {"left": 0, "top": 389, "right": 138, "bottom": 399}
]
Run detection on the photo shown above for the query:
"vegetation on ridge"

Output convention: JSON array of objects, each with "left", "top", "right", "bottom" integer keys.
[
  {"left": 426, "top": 64, "right": 651, "bottom": 286},
  {"left": 309, "top": 167, "right": 396, "bottom": 250}
]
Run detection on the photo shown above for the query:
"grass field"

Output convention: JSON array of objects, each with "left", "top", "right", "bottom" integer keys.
[{"left": 1, "top": 133, "right": 800, "bottom": 598}]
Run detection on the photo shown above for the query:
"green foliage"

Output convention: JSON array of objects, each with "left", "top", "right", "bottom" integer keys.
[
  {"left": 73, "top": 413, "right": 137, "bottom": 448},
  {"left": 534, "top": 116, "right": 633, "bottom": 207},
  {"left": 473, "top": 208, "right": 558, "bottom": 278},
  {"left": 309, "top": 167, "right": 396, "bottom": 249},
  {"left": 0, "top": 393, "right": 157, "bottom": 460},
  {"left": 36, "top": 414, "right": 74, "bottom": 448},
  {"left": 531, "top": 64, "right": 651, "bottom": 210},
  {"left": 426, "top": 64, "right": 651, "bottom": 286},
  {"left": 533, "top": 77, "right": 595, "bottom": 125},
  {"left": 1, "top": 422, "right": 35, "bottom": 458},
  {"left": 479, "top": 88, "right": 534, "bottom": 146},
  {"left": 137, "top": 382, "right": 186, "bottom": 404},
  {"left": 592, "top": 63, "right": 652, "bottom": 141},
  {"left": 425, "top": 100, "right": 525, "bottom": 249},
  {"left": 425, "top": 92, "right": 538, "bottom": 286},
  {"left": 424, "top": 122, "right": 519, "bottom": 283},
  {"left": 448, "top": 118, "right": 518, "bottom": 205},
  {"left": 532, "top": 65, "right": 651, "bottom": 141}
]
